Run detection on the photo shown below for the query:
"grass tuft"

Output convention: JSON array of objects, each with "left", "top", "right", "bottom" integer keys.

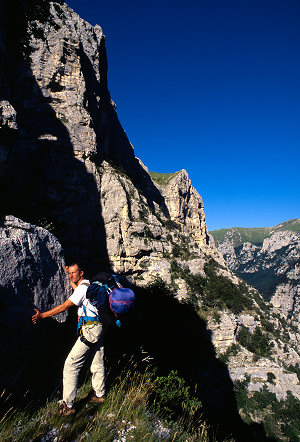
[{"left": 0, "top": 365, "right": 209, "bottom": 441}]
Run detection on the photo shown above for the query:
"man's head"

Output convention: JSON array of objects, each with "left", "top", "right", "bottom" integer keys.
[{"left": 67, "top": 263, "right": 84, "bottom": 286}]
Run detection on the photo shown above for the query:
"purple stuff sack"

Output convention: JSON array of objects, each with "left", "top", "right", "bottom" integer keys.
[{"left": 109, "top": 287, "right": 136, "bottom": 315}]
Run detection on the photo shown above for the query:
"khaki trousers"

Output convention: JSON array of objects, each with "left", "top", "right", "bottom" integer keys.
[{"left": 63, "top": 322, "right": 105, "bottom": 406}]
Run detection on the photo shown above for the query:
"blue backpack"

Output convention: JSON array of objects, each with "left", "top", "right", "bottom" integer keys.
[{"left": 86, "top": 274, "right": 135, "bottom": 327}]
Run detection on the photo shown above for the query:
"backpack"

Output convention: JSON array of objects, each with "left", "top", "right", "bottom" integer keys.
[{"left": 86, "top": 273, "right": 135, "bottom": 327}]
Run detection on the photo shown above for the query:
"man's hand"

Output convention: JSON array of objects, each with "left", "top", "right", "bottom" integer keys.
[
  {"left": 31, "top": 300, "right": 75, "bottom": 324},
  {"left": 32, "top": 308, "right": 43, "bottom": 324}
]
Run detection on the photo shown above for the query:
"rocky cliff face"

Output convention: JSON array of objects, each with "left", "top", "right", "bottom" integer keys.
[
  {"left": 0, "top": 0, "right": 215, "bottom": 277},
  {"left": 209, "top": 221, "right": 300, "bottom": 405},
  {"left": 0, "top": 0, "right": 220, "bottom": 393},
  {"left": 0, "top": 216, "right": 68, "bottom": 311},
  {"left": 99, "top": 162, "right": 219, "bottom": 284},
  {"left": 211, "top": 222, "right": 300, "bottom": 330},
  {"left": 1, "top": 2, "right": 299, "bottom": 437},
  {"left": 0, "top": 215, "right": 70, "bottom": 392}
]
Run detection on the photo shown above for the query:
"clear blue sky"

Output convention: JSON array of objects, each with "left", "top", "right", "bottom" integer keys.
[{"left": 67, "top": 0, "right": 300, "bottom": 231}]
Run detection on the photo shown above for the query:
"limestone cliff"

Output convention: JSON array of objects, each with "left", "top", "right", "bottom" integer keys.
[
  {"left": 209, "top": 221, "right": 300, "bottom": 404},
  {"left": 0, "top": 215, "right": 70, "bottom": 392},
  {"left": 0, "top": 0, "right": 215, "bottom": 277},
  {"left": 99, "top": 163, "right": 220, "bottom": 283},
  {"left": 210, "top": 221, "right": 300, "bottom": 330},
  {"left": 0, "top": 0, "right": 221, "bottom": 394},
  {"left": 1, "top": 2, "right": 300, "bottom": 437}
]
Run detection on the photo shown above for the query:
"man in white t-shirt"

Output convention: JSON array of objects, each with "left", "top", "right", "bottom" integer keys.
[{"left": 32, "top": 263, "right": 105, "bottom": 415}]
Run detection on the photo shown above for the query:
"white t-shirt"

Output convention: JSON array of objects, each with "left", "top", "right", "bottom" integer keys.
[{"left": 69, "top": 279, "right": 98, "bottom": 319}]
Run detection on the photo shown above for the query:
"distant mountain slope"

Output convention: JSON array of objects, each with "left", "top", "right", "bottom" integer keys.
[
  {"left": 210, "top": 219, "right": 300, "bottom": 248},
  {"left": 210, "top": 219, "right": 300, "bottom": 328}
]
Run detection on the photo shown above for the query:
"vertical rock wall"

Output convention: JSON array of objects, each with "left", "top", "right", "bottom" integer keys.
[
  {"left": 0, "top": 215, "right": 70, "bottom": 392},
  {"left": 0, "top": 0, "right": 213, "bottom": 278}
]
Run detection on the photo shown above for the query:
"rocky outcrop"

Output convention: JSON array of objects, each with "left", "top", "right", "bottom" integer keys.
[
  {"left": 208, "top": 311, "right": 300, "bottom": 401},
  {"left": 0, "top": 0, "right": 215, "bottom": 279},
  {"left": 0, "top": 0, "right": 221, "bottom": 395},
  {"left": 212, "top": 225, "right": 300, "bottom": 327},
  {"left": 0, "top": 215, "right": 69, "bottom": 313},
  {"left": 98, "top": 162, "right": 220, "bottom": 284},
  {"left": 158, "top": 169, "right": 208, "bottom": 248},
  {"left": 0, "top": 100, "right": 18, "bottom": 130},
  {"left": 0, "top": 215, "right": 69, "bottom": 392},
  {"left": 271, "top": 276, "right": 300, "bottom": 322},
  {"left": 229, "top": 352, "right": 300, "bottom": 401}
]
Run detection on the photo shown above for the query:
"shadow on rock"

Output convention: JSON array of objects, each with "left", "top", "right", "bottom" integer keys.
[
  {"left": 78, "top": 39, "right": 169, "bottom": 216},
  {"left": 104, "top": 280, "right": 276, "bottom": 442},
  {"left": 0, "top": 1, "right": 110, "bottom": 274}
]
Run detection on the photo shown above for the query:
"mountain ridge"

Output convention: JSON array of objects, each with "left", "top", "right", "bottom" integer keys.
[
  {"left": 210, "top": 218, "right": 300, "bottom": 341},
  {"left": 210, "top": 218, "right": 300, "bottom": 247}
]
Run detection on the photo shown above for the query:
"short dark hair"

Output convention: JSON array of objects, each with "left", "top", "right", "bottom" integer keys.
[{"left": 67, "top": 262, "right": 84, "bottom": 273}]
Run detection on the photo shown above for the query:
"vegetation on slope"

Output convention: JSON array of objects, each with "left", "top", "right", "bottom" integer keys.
[
  {"left": 0, "top": 366, "right": 208, "bottom": 441},
  {"left": 235, "top": 378, "right": 300, "bottom": 442},
  {"left": 171, "top": 258, "right": 253, "bottom": 314},
  {"left": 149, "top": 171, "right": 180, "bottom": 186},
  {"left": 210, "top": 218, "right": 300, "bottom": 247},
  {"left": 149, "top": 267, "right": 300, "bottom": 442},
  {"left": 236, "top": 325, "right": 273, "bottom": 360}
]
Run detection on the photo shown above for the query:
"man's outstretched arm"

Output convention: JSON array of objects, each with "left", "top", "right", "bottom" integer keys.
[{"left": 32, "top": 299, "right": 75, "bottom": 324}]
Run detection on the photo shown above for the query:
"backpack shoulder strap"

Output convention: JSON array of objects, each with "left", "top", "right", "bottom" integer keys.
[
  {"left": 112, "top": 274, "right": 122, "bottom": 288},
  {"left": 93, "top": 281, "right": 112, "bottom": 293},
  {"left": 93, "top": 281, "right": 106, "bottom": 287}
]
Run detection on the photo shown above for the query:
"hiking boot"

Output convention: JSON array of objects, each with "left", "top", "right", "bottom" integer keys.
[
  {"left": 58, "top": 401, "right": 75, "bottom": 416},
  {"left": 90, "top": 393, "right": 106, "bottom": 404}
]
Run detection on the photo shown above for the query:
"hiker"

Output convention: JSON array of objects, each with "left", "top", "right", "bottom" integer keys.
[{"left": 32, "top": 263, "right": 105, "bottom": 415}]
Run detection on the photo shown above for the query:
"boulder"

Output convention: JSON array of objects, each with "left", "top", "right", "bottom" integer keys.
[{"left": 0, "top": 215, "right": 70, "bottom": 393}]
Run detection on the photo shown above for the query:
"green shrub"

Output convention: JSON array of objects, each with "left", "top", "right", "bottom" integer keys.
[
  {"left": 201, "top": 260, "right": 253, "bottom": 313},
  {"left": 237, "top": 325, "right": 273, "bottom": 358},
  {"left": 204, "top": 272, "right": 253, "bottom": 313},
  {"left": 234, "top": 381, "right": 300, "bottom": 442},
  {"left": 218, "top": 343, "right": 240, "bottom": 363},
  {"left": 146, "top": 277, "right": 174, "bottom": 297},
  {"left": 280, "top": 391, "right": 300, "bottom": 441},
  {"left": 212, "top": 310, "right": 221, "bottom": 323},
  {"left": 287, "top": 363, "right": 300, "bottom": 382},
  {"left": 171, "top": 243, "right": 194, "bottom": 260},
  {"left": 172, "top": 244, "right": 181, "bottom": 257},
  {"left": 260, "top": 317, "right": 275, "bottom": 334},
  {"left": 153, "top": 370, "right": 202, "bottom": 419},
  {"left": 170, "top": 258, "right": 254, "bottom": 314},
  {"left": 0, "top": 367, "right": 209, "bottom": 442},
  {"left": 252, "top": 291, "right": 268, "bottom": 312},
  {"left": 267, "top": 372, "right": 276, "bottom": 384},
  {"left": 143, "top": 226, "right": 154, "bottom": 239},
  {"left": 170, "top": 260, "right": 190, "bottom": 279},
  {"left": 37, "top": 217, "right": 55, "bottom": 233},
  {"left": 56, "top": 115, "right": 69, "bottom": 124},
  {"left": 107, "top": 159, "right": 128, "bottom": 177},
  {"left": 164, "top": 219, "right": 179, "bottom": 230}
]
